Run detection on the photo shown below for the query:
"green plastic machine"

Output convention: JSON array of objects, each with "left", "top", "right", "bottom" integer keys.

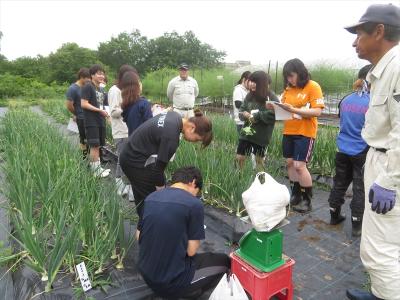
[{"left": 235, "top": 228, "right": 284, "bottom": 272}]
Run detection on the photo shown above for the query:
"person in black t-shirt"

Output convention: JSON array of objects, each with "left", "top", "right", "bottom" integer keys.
[
  {"left": 65, "top": 68, "right": 90, "bottom": 159},
  {"left": 81, "top": 64, "right": 111, "bottom": 177},
  {"left": 138, "top": 166, "right": 230, "bottom": 299},
  {"left": 119, "top": 109, "right": 213, "bottom": 227}
]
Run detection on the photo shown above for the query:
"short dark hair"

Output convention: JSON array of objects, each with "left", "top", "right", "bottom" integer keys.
[
  {"left": 237, "top": 71, "right": 251, "bottom": 85},
  {"left": 358, "top": 64, "right": 373, "bottom": 79},
  {"left": 248, "top": 71, "right": 272, "bottom": 103},
  {"left": 359, "top": 22, "right": 400, "bottom": 42},
  {"left": 171, "top": 166, "right": 203, "bottom": 190},
  {"left": 283, "top": 58, "right": 310, "bottom": 89},
  {"left": 116, "top": 64, "right": 138, "bottom": 89},
  {"left": 89, "top": 64, "right": 105, "bottom": 76},
  {"left": 189, "top": 109, "right": 213, "bottom": 147},
  {"left": 77, "top": 68, "right": 90, "bottom": 80}
]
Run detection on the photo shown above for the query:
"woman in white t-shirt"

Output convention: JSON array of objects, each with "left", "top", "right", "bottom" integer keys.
[
  {"left": 232, "top": 71, "right": 251, "bottom": 133},
  {"left": 108, "top": 64, "right": 137, "bottom": 197}
]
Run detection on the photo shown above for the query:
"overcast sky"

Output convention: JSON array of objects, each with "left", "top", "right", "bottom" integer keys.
[{"left": 1, "top": 0, "right": 399, "bottom": 68}]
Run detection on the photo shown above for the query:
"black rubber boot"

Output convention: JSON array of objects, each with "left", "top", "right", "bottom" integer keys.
[
  {"left": 351, "top": 217, "right": 362, "bottom": 237},
  {"left": 330, "top": 206, "right": 346, "bottom": 225},
  {"left": 292, "top": 186, "right": 312, "bottom": 213},
  {"left": 290, "top": 181, "right": 302, "bottom": 206},
  {"left": 346, "top": 289, "right": 383, "bottom": 300}
]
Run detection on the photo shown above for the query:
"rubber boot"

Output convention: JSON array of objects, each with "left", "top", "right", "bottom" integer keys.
[
  {"left": 292, "top": 186, "right": 312, "bottom": 213},
  {"left": 351, "top": 216, "right": 362, "bottom": 237},
  {"left": 330, "top": 206, "right": 346, "bottom": 225},
  {"left": 290, "top": 181, "right": 302, "bottom": 206}
]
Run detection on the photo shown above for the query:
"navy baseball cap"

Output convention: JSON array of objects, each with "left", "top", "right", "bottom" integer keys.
[
  {"left": 345, "top": 4, "right": 400, "bottom": 34},
  {"left": 178, "top": 63, "right": 189, "bottom": 70}
]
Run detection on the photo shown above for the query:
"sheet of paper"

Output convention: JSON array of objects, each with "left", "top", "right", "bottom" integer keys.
[
  {"left": 67, "top": 118, "right": 79, "bottom": 133},
  {"left": 266, "top": 102, "right": 293, "bottom": 120}
]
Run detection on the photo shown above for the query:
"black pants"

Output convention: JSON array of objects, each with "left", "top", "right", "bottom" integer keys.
[
  {"left": 76, "top": 118, "right": 87, "bottom": 145},
  {"left": 328, "top": 151, "right": 367, "bottom": 218},
  {"left": 179, "top": 252, "right": 230, "bottom": 299},
  {"left": 120, "top": 163, "right": 165, "bottom": 222}
]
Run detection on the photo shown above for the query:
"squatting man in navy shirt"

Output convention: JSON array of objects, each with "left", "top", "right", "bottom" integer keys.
[{"left": 137, "top": 166, "right": 230, "bottom": 299}]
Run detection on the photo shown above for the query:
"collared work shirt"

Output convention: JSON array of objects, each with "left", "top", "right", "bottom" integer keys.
[
  {"left": 167, "top": 76, "right": 199, "bottom": 109},
  {"left": 362, "top": 46, "right": 400, "bottom": 190}
]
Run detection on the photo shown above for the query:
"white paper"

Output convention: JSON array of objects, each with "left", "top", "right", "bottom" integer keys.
[
  {"left": 250, "top": 109, "right": 259, "bottom": 115},
  {"left": 67, "top": 118, "right": 79, "bottom": 133},
  {"left": 76, "top": 262, "right": 92, "bottom": 292},
  {"left": 103, "top": 105, "right": 110, "bottom": 115},
  {"left": 267, "top": 102, "right": 294, "bottom": 120}
]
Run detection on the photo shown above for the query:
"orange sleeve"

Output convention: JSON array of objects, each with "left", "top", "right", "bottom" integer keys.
[{"left": 308, "top": 81, "right": 324, "bottom": 108}]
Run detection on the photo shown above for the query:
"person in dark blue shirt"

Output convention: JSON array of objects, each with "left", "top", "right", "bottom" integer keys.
[
  {"left": 328, "top": 64, "right": 372, "bottom": 237},
  {"left": 120, "top": 71, "right": 153, "bottom": 136},
  {"left": 138, "top": 166, "right": 230, "bottom": 299},
  {"left": 65, "top": 68, "right": 90, "bottom": 159}
]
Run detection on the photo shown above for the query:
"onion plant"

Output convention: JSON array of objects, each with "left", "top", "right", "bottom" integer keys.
[
  {"left": 168, "top": 114, "right": 338, "bottom": 214},
  {"left": 0, "top": 109, "right": 132, "bottom": 292}
]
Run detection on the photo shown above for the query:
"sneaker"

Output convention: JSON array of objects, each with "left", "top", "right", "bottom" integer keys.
[
  {"left": 128, "top": 186, "right": 135, "bottom": 202},
  {"left": 116, "top": 178, "right": 129, "bottom": 196},
  {"left": 121, "top": 184, "right": 130, "bottom": 197},
  {"left": 94, "top": 166, "right": 110, "bottom": 178}
]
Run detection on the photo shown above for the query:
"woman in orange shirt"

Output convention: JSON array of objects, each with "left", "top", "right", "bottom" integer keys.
[{"left": 278, "top": 58, "right": 325, "bottom": 213}]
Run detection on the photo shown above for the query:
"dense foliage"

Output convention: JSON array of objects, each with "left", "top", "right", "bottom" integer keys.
[
  {"left": 1, "top": 29, "right": 225, "bottom": 84},
  {"left": 0, "top": 73, "right": 67, "bottom": 99},
  {"left": 0, "top": 110, "right": 134, "bottom": 292}
]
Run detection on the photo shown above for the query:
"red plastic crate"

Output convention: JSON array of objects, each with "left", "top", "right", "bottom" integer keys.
[{"left": 230, "top": 252, "right": 295, "bottom": 300}]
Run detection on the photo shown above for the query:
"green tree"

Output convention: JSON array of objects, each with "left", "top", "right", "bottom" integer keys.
[
  {"left": 146, "top": 31, "right": 226, "bottom": 71},
  {"left": 47, "top": 43, "right": 99, "bottom": 84},
  {"left": 6, "top": 55, "right": 49, "bottom": 81},
  {"left": 0, "top": 54, "right": 9, "bottom": 75},
  {"left": 98, "top": 30, "right": 149, "bottom": 75}
]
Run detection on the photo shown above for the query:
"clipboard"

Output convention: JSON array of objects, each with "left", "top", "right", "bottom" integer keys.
[{"left": 266, "top": 101, "right": 293, "bottom": 120}]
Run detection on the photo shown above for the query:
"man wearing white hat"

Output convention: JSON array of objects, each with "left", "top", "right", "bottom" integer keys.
[{"left": 344, "top": 4, "right": 400, "bottom": 300}]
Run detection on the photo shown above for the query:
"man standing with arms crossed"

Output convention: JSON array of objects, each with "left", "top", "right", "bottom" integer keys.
[
  {"left": 167, "top": 63, "right": 199, "bottom": 118},
  {"left": 65, "top": 68, "right": 90, "bottom": 159},
  {"left": 81, "top": 64, "right": 111, "bottom": 178},
  {"left": 344, "top": 4, "right": 400, "bottom": 300}
]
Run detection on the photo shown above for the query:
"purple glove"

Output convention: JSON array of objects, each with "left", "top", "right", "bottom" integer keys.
[{"left": 369, "top": 183, "right": 396, "bottom": 214}]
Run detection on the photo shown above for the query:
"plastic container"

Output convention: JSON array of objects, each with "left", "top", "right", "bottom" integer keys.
[{"left": 231, "top": 252, "right": 295, "bottom": 300}]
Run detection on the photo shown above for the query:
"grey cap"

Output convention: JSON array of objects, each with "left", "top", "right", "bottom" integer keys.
[
  {"left": 345, "top": 4, "right": 400, "bottom": 34},
  {"left": 178, "top": 63, "right": 189, "bottom": 70}
]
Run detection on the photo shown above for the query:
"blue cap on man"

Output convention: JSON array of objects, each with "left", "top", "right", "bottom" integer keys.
[{"left": 345, "top": 4, "right": 400, "bottom": 33}]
